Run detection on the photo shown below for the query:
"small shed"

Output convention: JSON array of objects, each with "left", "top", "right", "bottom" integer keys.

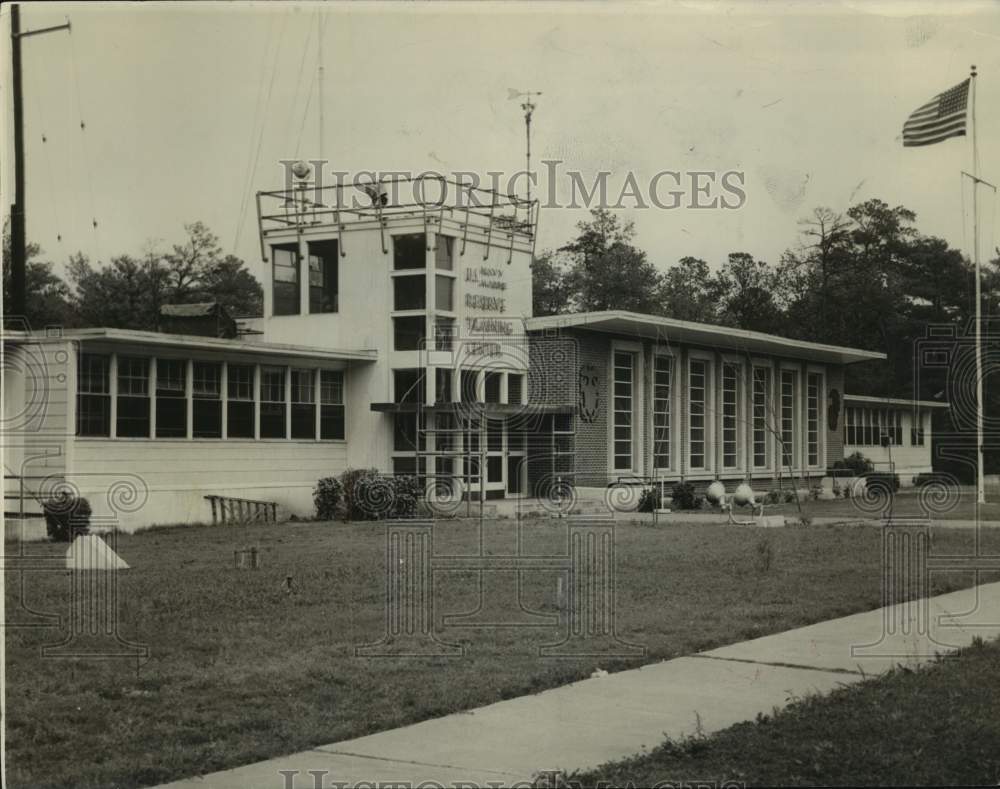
[{"left": 159, "top": 302, "right": 237, "bottom": 339}]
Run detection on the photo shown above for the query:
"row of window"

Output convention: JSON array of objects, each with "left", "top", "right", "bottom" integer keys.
[
  {"left": 391, "top": 368, "right": 525, "bottom": 405},
  {"left": 273, "top": 240, "right": 340, "bottom": 316},
  {"left": 615, "top": 352, "right": 824, "bottom": 472},
  {"left": 392, "top": 234, "right": 457, "bottom": 352},
  {"left": 77, "top": 354, "right": 345, "bottom": 440},
  {"left": 844, "top": 406, "right": 924, "bottom": 447}
]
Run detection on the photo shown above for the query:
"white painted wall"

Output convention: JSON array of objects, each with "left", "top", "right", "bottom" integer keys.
[{"left": 844, "top": 408, "right": 934, "bottom": 483}]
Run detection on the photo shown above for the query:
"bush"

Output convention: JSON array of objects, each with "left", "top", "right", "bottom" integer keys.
[
  {"left": 864, "top": 471, "right": 900, "bottom": 494},
  {"left": 764, "top": 487, "right": 783, "bottom": 505},
  {"left": 313, "top": 476, "right": 345, "bottom": 521},
  {"left": 341, "top": 468, "right": 381, "bottom": 520},
  {"left": 833, "top": 452, "right": 874, "bottom": 476},
  {"left": 392, "top": 475, "right": 421, "bottom": 519},
  {"left": 43, "top": 495, "right": 91, "bottom": 542},
  {"left": 638, "top": 486, "right": 664, "bottom": 513},
  {"left": 670, "top": 482, "right": 702, "bottom": 511}
]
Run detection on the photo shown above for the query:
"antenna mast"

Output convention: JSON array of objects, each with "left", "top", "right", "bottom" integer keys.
[{"left": 513, "top": 90, "right": 542, "bottom": 206}]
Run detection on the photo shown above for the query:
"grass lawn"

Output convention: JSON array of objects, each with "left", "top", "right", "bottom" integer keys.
[
  {"left": 5, "top": 518, "right": 1000, "bottom": 788},
  {"left": 757, "top": 487, "right": 1000, "bottom": 522},
  {"left": 572, "top": 637, "right": 1000, "bottom": 787}
]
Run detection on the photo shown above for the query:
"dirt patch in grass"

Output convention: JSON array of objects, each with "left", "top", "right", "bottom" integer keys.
[{"left": 5, "top": 519, "right": 998, "bottom": 788}]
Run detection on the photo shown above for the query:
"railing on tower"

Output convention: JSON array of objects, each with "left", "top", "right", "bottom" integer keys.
[{"left": 257, "top": 173, "right": 539, "bottom": 262}]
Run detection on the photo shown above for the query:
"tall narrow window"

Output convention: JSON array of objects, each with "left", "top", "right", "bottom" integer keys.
[
  {"left": 435, "top": 368, "right": 453, "bottom": 404},
  {"left": 434, "top": 318, "right": 455, "bottom": 351},
  {"left": 722, "top": 362, "right": 740, "bottom": 469},
  {"left": 807, "top": 372, "right": 820, "bottom": 466},
  {"left": 688, "top": 359, "right": 707, "bottom": 469},
  {"left": 193, "top": 362, "right": 222, "bottom": 438},
  {"left": 752, "top": 367, "right": 770, "bottom": 468},
  {"left": 227, "top": 364, "right": 255, "bottom": 438},
  {"left": 894, "top": 410, "right": 903, "bottom": 445},
  {"left": 845, "top": 407, "right": 856, "bottom": 445},
  {"left": 435, "top": 235, "right": 454, "bottom": 270},
  {"left": 308, "top": 240, "right": 338, "bottom": 313},
  {"left": 272, "top": 244, "right": 300, "bottom": 316},
  {"left": 460, "top": 369, "right": 479, "bottom": 403},
  {"left": 260, "top": 367, "right": 286, "bottom": 439},
  {"left": 291, "top": 369, "right": 316, "bottom": 439},
  {"left": 435, "top": 275, "right": 454, "bottom": 311},
  {"left": 116, "top": 356, "right": 150, "bottom": 437},
  {"left": 155, "top": 359, "right": 187, "bottom": 438},
  {"left": 507, "top": 373, "right": 524, "bottom": 406},
  {"left": 780, "top": 369, "right": 796, "bottom": 468},
  {"left": 652, "top": 355, "right": 671, "bottom": 470},
  {"left": 320, "top": 370, "right": 345, "bottom": 440},
  {"left": 911, "top": 410, "right": 925, "bottom": 446},
  {"left": 613, "top": 351, "right": 635, "bottom": 471},
  {"left": 77, "top": 353, "right": 111, "bottom": 436},
  {"left": 393, "top": 316, "right": 426, "bottom": 351},
  {"left": 394, "top": 369, "right": 426, "bottom": 404},
  {"left": 484, "top": 372, "right": 502, "bottom": 403}
]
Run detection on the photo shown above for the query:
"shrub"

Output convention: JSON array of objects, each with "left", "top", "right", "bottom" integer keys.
[
  {"left": 833, "top": 451, "right": 874, "bottom": 477},
  {"left": 864, "top": 471, "right": 900, "bottom": 494},
  {"left": 392, "top": 475, "right": 421, "bottom": 519},
  {"left": 670, "top": 482, "right": 702, "bottom": 511},
  {"left": 341, "top": 468, "right": 381, "bottom": 520},
  {"left": 313, "top": 476, "right": 345, "bottom": 521},
  {"left": 764, "top": 487, "right": 783, "bottom": 505},
  {"left": 638, "top": 486, "right": 664, "bottom": 513},
  {"left": 43, "top": 495, "right": 91, "bottom": 542}
]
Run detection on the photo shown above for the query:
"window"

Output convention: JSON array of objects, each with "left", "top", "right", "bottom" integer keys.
[
  {"left": 227, "top": 364, "right": 255, "bottom": 438},
  {"left": 613, "top": 351, "right": 635, "bottom": 471},
  {"left": 393, "top": 316, "right": 426, "bottom": 351},
  {"left": 894, "top": 410, "right": 904, "bottom": 445},
  {"left": 807, "top": 373, "right": 821, "bottom": 466},
  {"left": 435, "top": 411, "right": 456, "bottom": 477},
  {"left": 460, "top": 369, "right": 479, "bottom": 403},
  {"left": 508, "top": 373, "right": 524, "bottom": 405},
  {"left": 260, "top": 367, "right": 286, "bottom": 438},
  {"left": 435, "top": 368, "right": 453, "bottom": 404},
  {"left": 752, "top": 367, "right": 770, "bottom": 468},
  {"left": 77, "top": 353, "right": 110, "bottom": 436},
  {"left": 722, "top": 362, "right": 740, "bottom": 469},
  {"left": 484, "top": 372, "right": 502, "bottom": 403},
  {"left": 393, "top": 412, "right": 425, "bottom": 451},
  {"left": 393, "top": 233, "right": 426, "bottom": 270},
  {"left": 154, "top": 359, "right": 187, "bottom": 437},
  {"left": 272, "top": 244, "right": 300, "bottom": 316},
  {"left": 193, "top": 362, "right": 222, "bottom": 438},
  {"left": 291, "top": 369, "right": 316, "bottom": 439},
  {"left": 688, "top": 358, "right": 707, "bottom": 469},
  {"left": 434, "top": 318, "right": 455, "bottom": 351},
  {"left": 652, "top": 355, "right": 671, "bottom": 470},
  {"left": 911, "top": 410, "right": 925, "bottom": 446},
  {"left": 780, "top": 370, "right": 796, "bottom": 468},
  {"left": 435, "top": 275, "right": 454, "bottom": 311},
  {"left": 320, "top": 370, "right": 345, "bottom": 440},
  {"left": 116, "top": 356, "right": 150, "bottom": 437},
  {"left": 308, "top": 240, "right": 338, "bottom": 313},
  {"left": 394, "top": 369, "right": 426, "bottom": 404},
  {"left": 845, "top": 406, "right": 856, "bottom": 445},
  {"left": 393, "top": 275, "right": 426, "bottom": 311},
  {"left": 435, "top": 235, "right": 454, "bottom": 270}
]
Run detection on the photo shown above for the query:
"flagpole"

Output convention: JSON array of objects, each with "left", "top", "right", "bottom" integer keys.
[{"left": 971, "top": 64, "right": 986, "bottom": 505}]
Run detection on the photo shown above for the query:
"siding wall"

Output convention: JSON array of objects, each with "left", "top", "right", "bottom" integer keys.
[{"left": 72, "top": 439, "right": 347, "bottom": 529}]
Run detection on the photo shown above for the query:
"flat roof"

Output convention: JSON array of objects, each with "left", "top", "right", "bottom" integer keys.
[
  {"left": 843, "top": 393, "right": 950, "bottom": 409},
  {"left": 526, "top": 311, "right": 886, "bottom": 366},
  {"left": 4, "top": 328, "right": 378, "bottom": 363}
]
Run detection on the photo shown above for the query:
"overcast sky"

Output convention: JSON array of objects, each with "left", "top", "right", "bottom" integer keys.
[{"left": 3, "top": 1, "right": 1000, "bottom": 286}]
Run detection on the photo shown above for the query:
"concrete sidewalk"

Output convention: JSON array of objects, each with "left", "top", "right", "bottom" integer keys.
[{"left": 158, "top": 582, "right": 1000, "bottom": 789}]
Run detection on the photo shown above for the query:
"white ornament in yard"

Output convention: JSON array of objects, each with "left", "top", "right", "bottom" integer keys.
[{"left": 65, "top": 535, "right": 129, "bottom": 571}]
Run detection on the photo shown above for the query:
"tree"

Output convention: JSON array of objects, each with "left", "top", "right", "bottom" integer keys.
[
  {"left": 657, "top": 256, "right": 719, "bottom": 323},
  {"left": 714, "top": 252, "right": 784, "bottom": 334},
  {"left": 557, "top": 209, "right": 662, "bottom": 313},
  {"left": 164, "top": 221, "right": 223, "bottom": 302},
  {"left": 68, "top": 253, "right": 170, "bottom": 331},
  {"left": 201, "top": 254, "right": 263, "bottom": 317},
  {"left": 530, "top": 252, "right": 572, "bottom": 316},
  {"left": 2, "top": 223, "right": 74, "bottom": 329}
]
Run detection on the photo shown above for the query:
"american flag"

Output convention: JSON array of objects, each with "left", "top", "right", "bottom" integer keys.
[{"left": 902, "top": 79, "right": 970, "bottom": 147}]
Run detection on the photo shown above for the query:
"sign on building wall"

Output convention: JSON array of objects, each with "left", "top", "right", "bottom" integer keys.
[{"left": 579, "top": 363, "right": 601, "bottom": 423}]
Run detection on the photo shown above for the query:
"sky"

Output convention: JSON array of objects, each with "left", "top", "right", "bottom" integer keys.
[{"left": 3, "top": 1, "right": 1000, "bottom": 287}]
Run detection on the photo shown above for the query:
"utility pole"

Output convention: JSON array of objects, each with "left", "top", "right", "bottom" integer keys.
[{"left": 8, "top": 5, "right": 71, "bottom": 322}]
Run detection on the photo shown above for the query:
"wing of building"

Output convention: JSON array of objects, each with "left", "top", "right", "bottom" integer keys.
[{"left": 3, "top": 173, "right": 941, "bottom": 532}]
